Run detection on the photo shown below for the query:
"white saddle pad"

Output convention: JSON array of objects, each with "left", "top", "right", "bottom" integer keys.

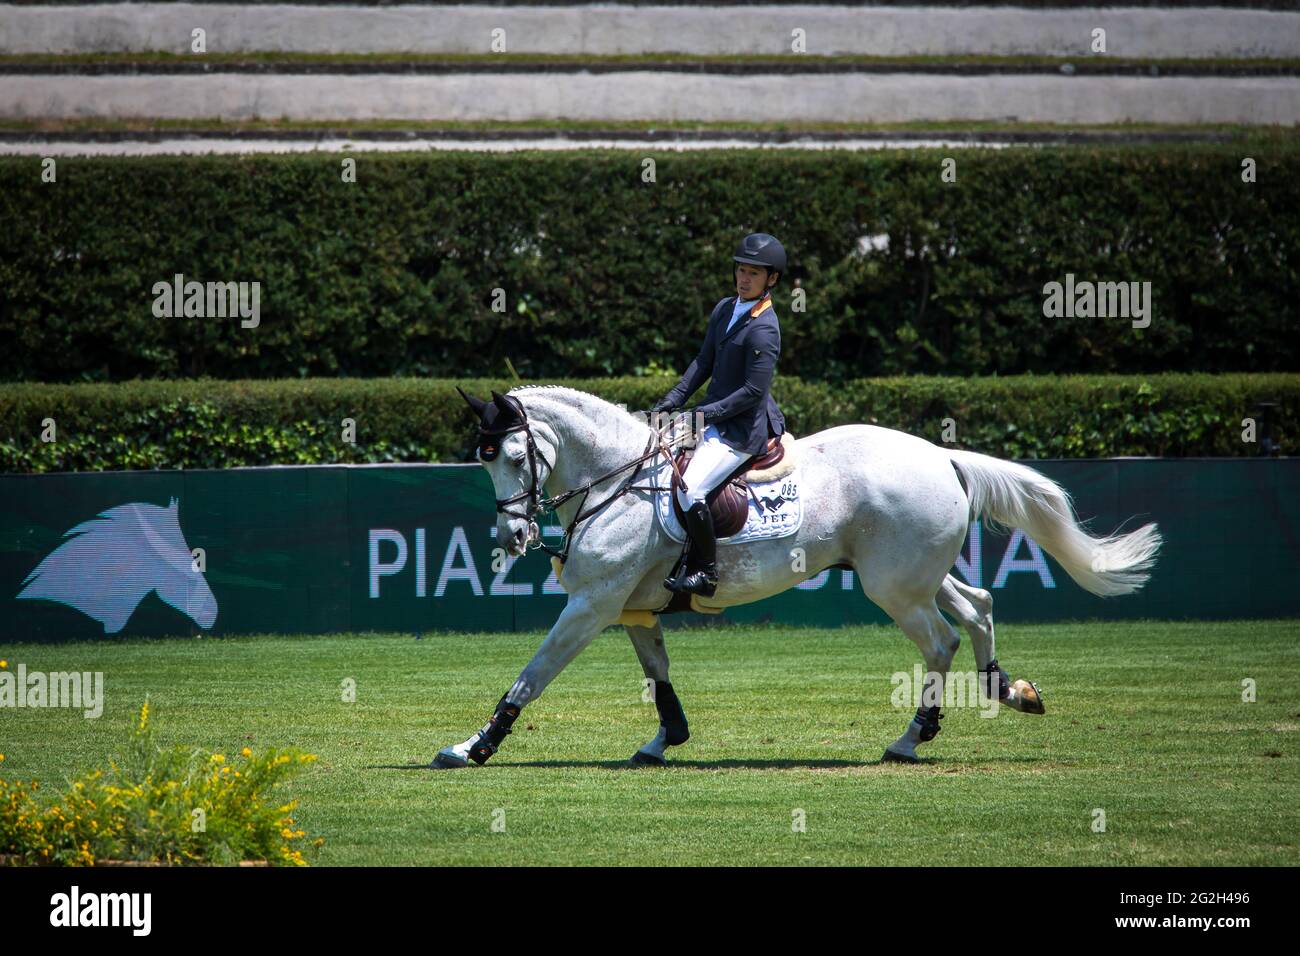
[{"left": 656, "top": 465, "right": 804, "bottom": 544}]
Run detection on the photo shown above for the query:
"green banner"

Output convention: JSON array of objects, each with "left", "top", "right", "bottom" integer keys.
[{"left": 1, "top": 459, "right": 1296, "bottom": 642}]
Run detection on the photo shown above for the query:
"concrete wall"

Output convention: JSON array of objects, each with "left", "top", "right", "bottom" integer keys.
[
  {"left": 1, "top": 4, "right": 1298, "bottom": 58},
  {"left": 3, "top": 72, "right": 1297, "bottom": 123}
]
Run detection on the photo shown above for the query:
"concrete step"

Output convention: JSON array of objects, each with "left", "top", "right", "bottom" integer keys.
[
  {"left": 2, "top": 4, "right": 1298, "bottom": 59},
  {"left": 2, "top": 71, "right": 1296, "bottom": 124}
]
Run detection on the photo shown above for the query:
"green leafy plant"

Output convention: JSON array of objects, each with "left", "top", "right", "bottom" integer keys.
[
  {"left": 0, "top": 146, "right": 1295, "bottom": 383},
  {"left": 0, "top": 701, "right": 321, "bottom": 866},
  {"left": 0, "top": 373, "right": 1293, "bottom": 472}
]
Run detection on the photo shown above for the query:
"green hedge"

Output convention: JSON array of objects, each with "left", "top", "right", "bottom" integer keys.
[
  {"left": 1, "top": 374, "right": 1293, "bottom": 473},
  {"left": 1, "top": 147, "right": 1296, "bottom": 384}
]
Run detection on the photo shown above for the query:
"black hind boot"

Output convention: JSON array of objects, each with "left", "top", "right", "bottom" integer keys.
[{"left": 665, "top": 501, "right": 718, "bottom": 597}]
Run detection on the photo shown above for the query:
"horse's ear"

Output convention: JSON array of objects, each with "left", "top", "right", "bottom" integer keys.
[
  {"left": 456, "top": 385, "right": 488, "bottom": 417},
  {"left": 169, "top": 497, "right": 178, "bottom": 511},
  {"left": 490, "top": 390, "right": 519, "bottom": 420}
]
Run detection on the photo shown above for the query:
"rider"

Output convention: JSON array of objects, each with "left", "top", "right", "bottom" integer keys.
[{"left": 651, "top": 232, "right": 788, "bottom": 598}]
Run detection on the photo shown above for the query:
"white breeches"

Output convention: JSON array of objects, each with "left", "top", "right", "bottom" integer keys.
[{"left": 675, "top": 424, "right": 752, "bottom": 510}]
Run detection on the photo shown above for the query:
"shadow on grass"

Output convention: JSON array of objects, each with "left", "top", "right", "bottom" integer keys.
[{"left": 368, "top": 755, "right": 1060, "bottom": 771}]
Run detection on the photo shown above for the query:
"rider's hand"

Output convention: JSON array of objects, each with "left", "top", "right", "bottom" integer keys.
[
  {"left": 651, "top": 398, "right": 678, "bottom": 414},
  {"left": 669, "top": 408, "right": 702, "bottom": 436}
]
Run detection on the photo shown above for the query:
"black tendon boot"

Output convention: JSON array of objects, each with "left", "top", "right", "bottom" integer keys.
[
  {"left": 654, "top": 680, "right": 690, "bottom": 745},
  {"left": 468, "top": 695, "right": 522, "bottom": 765},
  {"left": 665, "top": 501, "right": 718, "bottom": 597}
]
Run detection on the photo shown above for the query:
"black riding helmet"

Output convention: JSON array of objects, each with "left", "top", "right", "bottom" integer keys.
[{"left": 733, "top": 233, "right": 786, "bottom": 291}]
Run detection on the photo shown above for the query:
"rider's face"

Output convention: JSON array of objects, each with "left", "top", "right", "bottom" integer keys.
[{"left": 735, "top": 263, "right": 775, "bottom": 300}]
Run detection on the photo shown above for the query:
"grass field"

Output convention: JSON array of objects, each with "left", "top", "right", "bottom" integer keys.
[{"left": 1, "top": 619, "right": 1296, "bottom": 866}]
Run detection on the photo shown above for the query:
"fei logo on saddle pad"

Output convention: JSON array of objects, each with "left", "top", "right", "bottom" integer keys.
[
  {"left": 656, "top": 469, "right": 804, "bottom": 545},
  {"left": 16, "top": 500, "right": 218, "bottom": 635}
]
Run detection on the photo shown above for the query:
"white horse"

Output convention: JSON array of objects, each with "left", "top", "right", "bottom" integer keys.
[{"left": 434, "top": 385, "right": 1160, "bottom": 768}]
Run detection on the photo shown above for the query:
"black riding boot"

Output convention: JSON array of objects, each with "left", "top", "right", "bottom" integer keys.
[{"left": 665, "top": 501, "right": 718, "bottom": 597}]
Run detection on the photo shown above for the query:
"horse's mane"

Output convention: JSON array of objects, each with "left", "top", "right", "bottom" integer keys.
[
  {"left": 508, "top": 384, "right": 602, "bottom": 402},
  {"left": 507, "top": 385, "right": 644, "bottom": 424}
]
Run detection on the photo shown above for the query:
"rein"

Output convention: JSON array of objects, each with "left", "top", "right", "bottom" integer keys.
[{"left": 477, "top": 397, "right": 691, "bottom": 564}]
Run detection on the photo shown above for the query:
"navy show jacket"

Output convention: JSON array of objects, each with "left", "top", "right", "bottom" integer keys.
[{"left": 660, "top": 293, "right": 787, "bottom": 456}]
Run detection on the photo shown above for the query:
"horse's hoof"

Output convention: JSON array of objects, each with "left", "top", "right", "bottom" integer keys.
[
  {"left": 430, "top": 750, "right": 468, "bottom": 769},
  {"left": 1012, "top": 679, "right": 1046, "bottom": 715},
  {"left": 881, "top": 748, "right": 918, "bottom": 764},
  {"left": 628, "top": 750, "right": 667, "bottom": 767}
]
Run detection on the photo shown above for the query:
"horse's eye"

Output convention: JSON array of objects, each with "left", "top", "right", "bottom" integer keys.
[{"left": 510, "top": 456, "right": 526, "bottom": 467}]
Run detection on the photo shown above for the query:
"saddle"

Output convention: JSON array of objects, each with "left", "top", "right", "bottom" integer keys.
[{"left": 670, "top": 434, "right": 787, "bottom": 538}]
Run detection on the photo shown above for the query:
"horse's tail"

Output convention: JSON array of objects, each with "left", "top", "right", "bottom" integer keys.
[{"left": 948, "top": 450, "right": 1161, "bottom": 597}]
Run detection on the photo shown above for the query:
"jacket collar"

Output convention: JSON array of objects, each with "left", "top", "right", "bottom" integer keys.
[{"left": 719, "top": 293, "right": 773, "bottom": 344}]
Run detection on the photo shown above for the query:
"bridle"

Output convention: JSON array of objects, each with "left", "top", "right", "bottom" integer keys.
[
  {"left": 474, "top": 394, "right": 691, "bottom": 564},
  {"left": 476, "top": 393, "right": 557, "bottom": 524}
]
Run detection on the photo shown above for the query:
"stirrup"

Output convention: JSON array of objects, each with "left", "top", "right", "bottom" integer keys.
[
  {"left": 663, "top": 540, "right": 693, "bottom": 592},
  {"left": 666, "top": 565, "right": 718, "bottom": 597}
]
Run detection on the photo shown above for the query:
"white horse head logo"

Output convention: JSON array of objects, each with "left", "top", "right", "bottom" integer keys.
[{"left": 17, "top": 498, "right": 217, "bottom": 634}]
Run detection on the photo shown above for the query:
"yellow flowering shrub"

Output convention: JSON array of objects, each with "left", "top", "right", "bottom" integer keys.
[{"left": 0, "top": 701, "right": 320, "bottom": 866}]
